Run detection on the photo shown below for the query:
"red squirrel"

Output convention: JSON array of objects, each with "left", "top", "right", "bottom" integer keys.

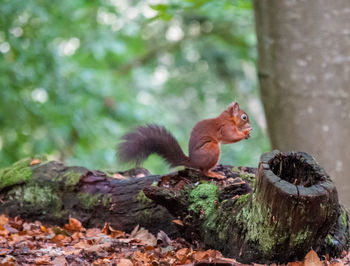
[{"left": 118, "top": 102, "right": 252, "bottom": 179}]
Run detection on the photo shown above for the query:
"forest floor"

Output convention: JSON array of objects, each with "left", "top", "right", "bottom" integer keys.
[{"left": 0, "top": 215, "right": 348, "bottom": 266}]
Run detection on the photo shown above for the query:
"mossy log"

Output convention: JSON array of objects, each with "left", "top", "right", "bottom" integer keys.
[
  {"left": 0, "top": 152, "right": 349, "bottom": 263},
  {"left": 144, "top": 150, "right": 350, "bottom": 263},
  {"left": 0, "top": 158, "right": 178, "bottom": 236}
]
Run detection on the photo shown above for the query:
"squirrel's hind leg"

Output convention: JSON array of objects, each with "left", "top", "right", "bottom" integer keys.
[{"left": 190, "top": 142, "right": 225, "bottom": 179}]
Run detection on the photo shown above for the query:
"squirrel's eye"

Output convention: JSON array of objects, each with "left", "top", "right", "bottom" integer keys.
[{"left": 241, "top": 114, "right": 247, "bottom": 121}]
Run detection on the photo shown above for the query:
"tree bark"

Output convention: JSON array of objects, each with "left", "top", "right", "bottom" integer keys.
[
  {"left": 253, "top": 0, "right": 350, "bottom": 209},
  {"left": 0, "top": 154, "right": 348, "bottom": 263}
]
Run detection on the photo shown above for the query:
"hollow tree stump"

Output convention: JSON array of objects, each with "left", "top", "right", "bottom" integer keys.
[{"left": 236, "top": 150, "right": 341, "bottom": 262}]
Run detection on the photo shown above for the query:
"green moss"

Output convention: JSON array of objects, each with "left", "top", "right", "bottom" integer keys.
[
  {"left": 326, "top": 234, "right": 334, "bottom": 245},
  {"left": 240, "top": 172, "right": 256, "bottom": 187},
  {"left": 236, "top": 193, "right": 250, "bottom": 205},
  {"left": 340, "top": 207, "right": 348, "bottom": 227},
  {"left": 23, "top": 185, "right": 59, "bottom": 207},
  {"left": 232, "top": 166, "right": 240, "bottom": 172},
  {"left": 0, "top": 158, "right": 33, "bottom": 189},
  {"left": 77, "top": 192, "right": 111, "bottom": 209},
  {"left": 137, "top": 190, "right": 153, "bottom": 204},
  {"left": 12, "top": 184, "right": 61, "bottom": 211},
  {"left": 102, "top": 194, "right": 112, "bottom": 206},
  {"left": 188, "top": 183, "right": 218, "bottom": 219},
  {"left": 77, "top": 193, "right": 100, "bottom": 209},
  {"left": 236, "top": 194, "right": 279, "bottom": 253},
  {"left": 291, "top": 230, "right": 311, "bottom": 246},
  {"left": 61, "top": 171, "right": 82, "bottom": 187}
]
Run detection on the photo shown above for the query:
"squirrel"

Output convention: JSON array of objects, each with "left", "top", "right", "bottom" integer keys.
[{"left": 118, "top": 102, "right": 252, "bottom": 179}]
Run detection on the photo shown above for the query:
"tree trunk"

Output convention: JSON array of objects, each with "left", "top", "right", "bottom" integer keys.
[
  {"left": 0, "top": 154, "right": 348, "bottom": 263},
  {"left": 253, "top": 0, "right": 350, "bottom": 209}
]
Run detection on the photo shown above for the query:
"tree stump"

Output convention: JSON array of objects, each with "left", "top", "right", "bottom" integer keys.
[
  {"left": 0, "top": 152, "right": 348, "bottom": 263},
  {"left": 236, "top": 150, "right": 342, "bottom": 262}
]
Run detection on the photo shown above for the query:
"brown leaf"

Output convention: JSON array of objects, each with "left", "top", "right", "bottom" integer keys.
[
  {"left": 74, "top": 240, "right": 91, "bottom": 249},
  {"left": 130, "top": 224, "right": 140, "bottom": 236},
  {"left": 0, "top": 215, "right": 9, "bottom": 226},
  {"left": 86, "top": 228, "right": 101, "bottom": 238},
  {"left": 193, "top": 250, "right": 209, "bottom": 261},
  {"left": 330, "top": 262, "right": 344, "bottom": 266},
  {"left": 51, "top": 234, "right": 66, "bottom": 243},
  {"left": 131, "top": 228, "right": 157, "bottom": 247},
  {"left": 172, "top": 219, "right": 184, "bottom": 226},
  {"left": 116, "top": 259, "right": 133, "bottom": 266},
  {"left": 102, "top": 223, "right": 109, "bottom": 235},
  {"left": 93, "top": 258, "right": 111, "bottom": 265},
  {"left": 0, "top": 248, "right": 11, "bottom": 256},
  {"left": 288, "top": 262, "right": 303, "bottom": 266},
  {"left": 303, "top": 250, "right": 322, "bottom": 266},
  {"left": 30, "top": 159, "right": 41, "bottom": 165},
  {"left": 111, "top": 230, "right": 126, "bottom": 239},
  {"left": 3, "top": 224, "right": 18, "bottom": 234},
  {"left": 64, "top": 217, "right": 83, "bottom": 232},
  {"left": 108, "top": 224, "right": 126, "bottom": 238},
  {"left": 0, "top": 255, "right": 16, "bottom": 266},
  {"left": 176, "top": 247, "right": 189, "bottom": 262},
  {"left": 51, "top": 255, "right": 67, "bottom": 266},
  {"left": 113, "top": 173, "right": 126, "bottom": 179},
  {"left": 35, "top": 256, "right": 51, "bottom": 265},
  {"left": 133, "top": 250, "right": 150, "bottom": 263},
  {"left": 157, "top": 230, "right": 172, "bottom": 247}
]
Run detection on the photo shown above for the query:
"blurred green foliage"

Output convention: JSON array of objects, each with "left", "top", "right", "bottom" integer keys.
[{"left": 0, "top": 0, "right": 270, "bottom": 174}]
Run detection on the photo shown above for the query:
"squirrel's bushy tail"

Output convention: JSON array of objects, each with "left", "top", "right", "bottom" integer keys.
[{"left": 118, "top": 124, "right": 190, "bottom": 167}]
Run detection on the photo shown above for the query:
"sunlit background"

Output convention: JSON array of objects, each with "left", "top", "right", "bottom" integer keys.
[{"left": 0, "top": 0, "right": 270, "bottom": 174}]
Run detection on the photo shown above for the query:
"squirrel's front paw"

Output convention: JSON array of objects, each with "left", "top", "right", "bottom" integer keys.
[{"left": 243, "top": 127, "right": 253, "bottom": 139}]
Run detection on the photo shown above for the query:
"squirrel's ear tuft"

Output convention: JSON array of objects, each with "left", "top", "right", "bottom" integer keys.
[{"left": 227, "top": 102, "right": 240, "bottom": 116}]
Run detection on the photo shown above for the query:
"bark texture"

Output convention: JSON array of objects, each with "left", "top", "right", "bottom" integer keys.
[{"left": 253, "top": 0, "right": 350, "bottom": 209}]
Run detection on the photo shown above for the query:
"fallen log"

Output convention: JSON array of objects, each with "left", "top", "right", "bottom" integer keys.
[
  {"left": 0, "top": 151, "right": 348, "bottom": 263},
  {"left": 0, "top": 158, "right": 178, "bottom": 236}
]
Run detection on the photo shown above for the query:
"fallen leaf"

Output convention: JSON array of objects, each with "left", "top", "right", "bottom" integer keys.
[
  {"left": 130, "top": 224, "right": 140, "bottom": 236},
  {"left": 157, "top": 230, "right": 172, "bottom": 247},
  {"left": 93, "top": 258, "right": 111, "bottom": 265},
  {"left": 0, "top": 215, "right": 9, "bottom": 226},
  {"left": 303, "top": 250, "right": 322, "bottom": 266},
  {"left": 330, "top": 262, "right": 344, "bottom": 266},
  {"left": 108, "top": 224, "right": 126, "bottom": 238},
  {"left": 51, "top": 234, "right": 66, "bottom": 243},
  {"left": 64, "top": 217, "right": 83, "bottom": 232},
  {"left": 288, "top": 262, "right": 303, "bottom": 266},
  {"left": 86, "top": 228, "right": 101, "bottom": 238},
  {"left": 35, "top": 256, "right": 51, "bottom": 265},
  {"left": 172, "top": 219, "right": 184, "bottom": 226},
  {"left": 113, "top": 173, "right": 126, "bottom": 179},
  {"left": 116, "top": 259, "right": 133, "bottom": 266},
  {"left": 30, "top": 159, "right": 41, "bottom": 165},
  {"left": 102, "top": 223, "right": 109, "bottom": 235},
  {"left": 176, "top": 247, "right": 189, "bottom": 262},
  {"left": 131, "top": 228, "right": 157, "bottom": 246},
  {"left": 193, "top": 250, "right": 209, "bottom": 261},
  {"left": 0, "top": 255, "right": 16, "bottom": 265},
  {"left": 51, "top": 255, "right": 67, "bottom": 266},
  {"left": 133, "top": 250, "right": 150, "bottom": 263}
]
